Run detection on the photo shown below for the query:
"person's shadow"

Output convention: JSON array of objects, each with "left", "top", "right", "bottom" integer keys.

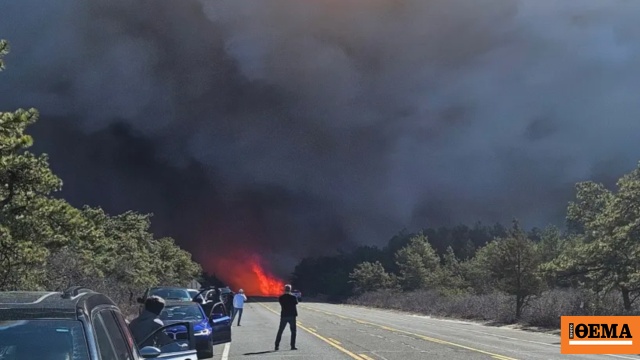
[{"left": 243, "top": 350, "right": 276, "bottom": 355}]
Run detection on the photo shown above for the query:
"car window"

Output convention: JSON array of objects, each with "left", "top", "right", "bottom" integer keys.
[
  {"left": 160, "top": 304, "right": 204, "bottom": 321},
  {"left": 212, "top": 303, "right": 225, "bottom": 316},
  {"left": 94, "top": 313, "right": 119, "bottom": 360},
  {"left": 93, "top": 310, "right": 133, "bottom": 360},
  {"left": 150, "top": 289, "right": 190, "bottom": 301},
  {"left": 0, "top": 319, "right": 90, "bottom": 360},
  {"left": 111, "top": 310, "right": 138, "bottom": 355}
]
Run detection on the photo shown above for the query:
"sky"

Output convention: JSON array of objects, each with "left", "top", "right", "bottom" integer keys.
[{"left": 1, "top": 0, "right": 640, "bottom": 278}]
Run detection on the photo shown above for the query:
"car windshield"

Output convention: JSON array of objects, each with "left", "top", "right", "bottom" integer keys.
[
  {"left": 160, "top": 305, "right": 204, "bottom": 321},
  {"left": 0, "top": 319, "right": 90, "bottom": 360},
  {"left": 187, "top": 290, "right": 198, "bottom": 299},
  {"left": 150, "top": 289, "right": 191, "bottom": 301}
]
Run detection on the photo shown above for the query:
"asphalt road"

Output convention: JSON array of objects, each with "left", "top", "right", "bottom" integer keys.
[{"left": 208, "top": 301, "right": 640, "bottom": 360}]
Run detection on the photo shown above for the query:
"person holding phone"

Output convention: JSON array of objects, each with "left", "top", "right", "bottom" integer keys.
[{"left": 274, "top": 284, "right": 298, "bottom": 351}]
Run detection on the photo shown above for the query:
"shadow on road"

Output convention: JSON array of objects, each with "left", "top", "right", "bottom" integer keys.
[
  {"left": 243, "top": 350, "right": 277, "bottom": 355},
  {"left": 248, "top": 296, "right": 328, "bottom": 304}
]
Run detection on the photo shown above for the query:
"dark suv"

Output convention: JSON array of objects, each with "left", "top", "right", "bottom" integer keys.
[{"left": 0, "top": 286, "right": 202, "bottom": 360}]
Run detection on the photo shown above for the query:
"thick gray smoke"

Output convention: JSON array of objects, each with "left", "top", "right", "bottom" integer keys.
[{"left": 1, "top": 0, "right": 640, "bottom": 275}]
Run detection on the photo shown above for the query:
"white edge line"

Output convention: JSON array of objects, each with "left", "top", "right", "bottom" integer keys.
[
  {"left": 604, "top": 355, "right": 640, "bottom": 360},
  {"left": 221, "top": 342, "right": 230, "bottom": 360},
  {"left": 306, "top": 305, "right": 640, "bottom": 360}
]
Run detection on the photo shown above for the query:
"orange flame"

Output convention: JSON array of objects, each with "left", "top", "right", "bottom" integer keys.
[
  {"left": 250, "top": 261, "right": 285, "bottom": 296},
  {"left": 206, "top": 251, "right": 285, "bottom": 297}
]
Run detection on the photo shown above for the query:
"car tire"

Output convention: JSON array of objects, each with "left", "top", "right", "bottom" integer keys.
[{"left": 198, "top": 341, "right": 214, "bottom": 359}]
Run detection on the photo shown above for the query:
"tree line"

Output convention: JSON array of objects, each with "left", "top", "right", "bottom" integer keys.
[
  {"left": 292, "top": 161, "right": 640, "bottom": 326},
  {"left": 0, "top": 40, "right": 201, "bottom": 313}
]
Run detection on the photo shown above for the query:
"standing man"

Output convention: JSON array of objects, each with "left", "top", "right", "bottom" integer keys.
[
  {"left": 129, "top": 296, "right": 185, "bottom": 351},
  {"left": 231, "top": 289, "right": 247, "bottom": 326},
  {"left": 129, "top": 295, "right": 168, "bottom": 346},
  {"left": 275, "top": 284, "right": 298, "bottom": 351}
]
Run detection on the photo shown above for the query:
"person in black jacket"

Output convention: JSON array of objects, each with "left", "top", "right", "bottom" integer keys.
[{"left": 275, "top": 284, "right": 299, "bottom": 351}]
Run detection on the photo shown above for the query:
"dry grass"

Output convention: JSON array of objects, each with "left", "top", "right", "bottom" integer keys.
[{"left": 347, "top": 288, "right": 634, "bottom": 329}]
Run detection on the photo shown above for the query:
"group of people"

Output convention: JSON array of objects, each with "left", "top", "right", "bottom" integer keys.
[{"left": 127, "top": 284, "right": 300, "bottom": 352}]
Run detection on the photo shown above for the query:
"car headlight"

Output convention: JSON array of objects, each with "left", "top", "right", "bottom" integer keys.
[{"left": 194, "top": 328, "right": 211, "bottom": 336}]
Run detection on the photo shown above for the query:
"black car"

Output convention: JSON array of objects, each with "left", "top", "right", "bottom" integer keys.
[{"left": 0, "top": 286, "right": 202, "bottom": 360}]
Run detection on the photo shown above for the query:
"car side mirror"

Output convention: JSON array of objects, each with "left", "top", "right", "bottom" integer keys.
[{"left": 139, "top": 346, "right": 161, "bottom": 358}]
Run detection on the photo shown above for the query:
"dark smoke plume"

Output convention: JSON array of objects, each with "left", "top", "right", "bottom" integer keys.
[{"left": 1, "top": 0, "right": 640, "bottom": 277}]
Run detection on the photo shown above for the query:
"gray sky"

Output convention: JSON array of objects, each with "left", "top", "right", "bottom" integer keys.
[{"left": 1, "top": 0, "right": 639, "bottom": 276}]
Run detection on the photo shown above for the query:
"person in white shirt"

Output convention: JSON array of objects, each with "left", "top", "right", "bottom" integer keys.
[{"left": 231, "top": 289, "right": 247, "bottom": 326}]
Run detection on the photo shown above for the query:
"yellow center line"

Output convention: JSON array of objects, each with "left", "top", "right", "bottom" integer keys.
[
  {"left": 258, "top": 303, "right": 364, "bottom": 360},
  {"left": 301, "top": 305, "right": 519, "bottom": 360},
  {"left": 328, "top": 337, "right": 342, "bottom": 345},
  {"left": 359, "top": 354, "right": 376, "bottom": 360}
]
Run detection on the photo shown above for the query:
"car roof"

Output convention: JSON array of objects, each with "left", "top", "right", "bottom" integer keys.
[
  {"left": 150, "top": 287, "right": 189, "bottom": 291},
  {"left": 164, "top": 300, "right": 200, "bottom": 307},
  {"left": 0, "top": 290, "right": 117, "bottom": 321}
]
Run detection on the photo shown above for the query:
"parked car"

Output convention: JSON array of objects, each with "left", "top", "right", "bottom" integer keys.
[
  {"left": 0, "top": 286, "right": 203, "bottom": 360},
  {"left": 218, "top": 287, "right": 235, "bottom": 313},
  {"left": 137, "top": 287, "right": 193, "bottom": 314},
  {"left": 196, "top": 286, "right": 233, "bottom": 316},
  {"left": 292, "top": 289, "right": 302, "bottom": 302},
  {"left": 187, "top": 288, "right": 203, "bottom": 302},
  {"left": 219, "top": 286, "right": 232, "bottom": 296},
  {"left": 160, "top": 300, "right": 232, "bottom": 359}
]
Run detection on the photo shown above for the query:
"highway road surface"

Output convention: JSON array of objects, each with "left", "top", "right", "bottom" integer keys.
[{"left": 208, "top": 300, "right": 640, "bottom": 360}]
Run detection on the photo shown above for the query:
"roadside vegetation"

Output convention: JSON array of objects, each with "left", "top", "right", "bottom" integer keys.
[
  {"left": 293, "top": 159, "right": 640, "bottom": 329},
  {"left": 0, "top": 40, "right": 201, "bottom": 315}
]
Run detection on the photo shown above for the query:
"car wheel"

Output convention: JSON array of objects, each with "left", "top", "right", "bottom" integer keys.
[{"left": 198, "top": 341, "right": 214, "bottom": 359}]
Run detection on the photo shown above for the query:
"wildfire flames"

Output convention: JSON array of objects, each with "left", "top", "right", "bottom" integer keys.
[
  {"left": 250, "top": 261, "right": 285, "bottom": 296},
  {"left": 207, "top": 252, "right": 285, "bottom": 297}
]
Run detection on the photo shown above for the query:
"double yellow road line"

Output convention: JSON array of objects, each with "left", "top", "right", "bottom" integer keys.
[
  {"left": 258, "top": 303, "right": 367, "bottom": 359},
  {"left": 303, "top": 305, "right": 519, "bottom": 360},
  {"left": 258, "top": 302, "right": 519, "bottom": 360}
]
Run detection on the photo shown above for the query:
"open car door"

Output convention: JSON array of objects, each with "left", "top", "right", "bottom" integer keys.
[
  {"left": 209, "top": 302, "right": 232, "bottom": 345},
  {"left": 192, "top": 286, "right": 221, "bottom": 306},
  {"left": 138, "top": 321, "right": 198, "bottom": 360}
]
